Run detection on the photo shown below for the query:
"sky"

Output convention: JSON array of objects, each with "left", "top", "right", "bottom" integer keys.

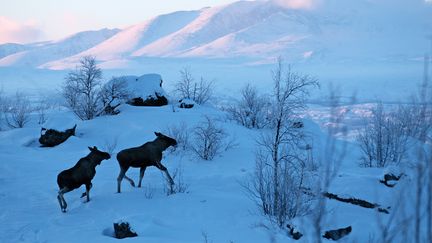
[{"left": 0, "top": 0, "right": 236, "bottom": 44}]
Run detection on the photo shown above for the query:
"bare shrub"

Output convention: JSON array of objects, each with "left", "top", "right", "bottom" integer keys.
[
  {"left": 143, "top": 185, "right": 155, "bottom": 199},
  {"left": 4, "top": 92, "right": 33, "bottom": 128},
  {"left": 175, "top": 67, "right": 213, "bottom": 105},
  {"left": 247, "top": 146, "right": 314, "bottom": 227},
  {"left": 244, "top": 57, "right": 319, "bottom": 227},
  {"left": 357, "top": 102, "right": 410, "bottom": 167},
  {"left": 226, "top": 83, "right": 270, "bottom": 129},
  {"left": 62, "top": 56, "right": 102, "bottom": 120},
  {"left": 99, "top": 77, "right": 130, "bottom": 115},
  {"left": 103, "top": 136, "right": 119, "bottom": 155},
  {"left": 191, "top": 116, "right": 235, "bottom": 161},
  {"left": 34, "top": 95, "right": 54, "bottom": 124},
  {"left": 165, "top": 122, "right": 190, "bottom": 153},
  {"left": 165, "top": 167, "right": 189, "bottom": 195}
]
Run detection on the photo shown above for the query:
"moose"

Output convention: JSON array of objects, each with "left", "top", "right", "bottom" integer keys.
[
  {"left": 57, "top": 146, "right": 111, "bottom": 212},
  {"left": 116, "top": 132, "right": 177, "bottom": 193}
]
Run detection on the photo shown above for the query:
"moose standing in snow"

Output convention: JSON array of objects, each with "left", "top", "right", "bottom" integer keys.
[
  {"left": 116, "top": 132, "right": 177, "bottom": 193},
  {"left": 57, "top": 146, "right": 111, "bottom": 212}
]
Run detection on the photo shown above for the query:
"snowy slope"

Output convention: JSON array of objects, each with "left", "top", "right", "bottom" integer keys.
[
  {"left": 0, "top": 102, "right": 424, "bottom": 242},
  {"left": 52, "top": 10, "right": 201, "bottom": 63},
  {"left": 132, "top": 1, "right": 278, "bottom": 57},
  {"left": 0, "top": 28, "right": 120, "bottom": 67},
  {"left": 0, "top": 43, "right": 29, "bottom": 59}
]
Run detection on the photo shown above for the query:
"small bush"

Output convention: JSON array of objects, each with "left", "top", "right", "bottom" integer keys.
[
  {"left": 191, "top": 116, "right": 235, "bottom": 161},
  {"left": 226, "top": 83, "right": 270, "bottom": 129},
  {"left": 357, "top": 103, "right": 410, "bottom": 167},
  {"left": 165, "top": 167, "right": 189, "bottom": 195},
  {"left": 99, "top": 77, "right": 130, "bottom": 115},
  {"left": 4, "top": 92, "right": 33, "bottom": 128},
  {"left": 174, "top": 67, "right": 213, "bottom": 105},
  {"left": 165, "top": 122, "right": 190, "bottom": 153}
]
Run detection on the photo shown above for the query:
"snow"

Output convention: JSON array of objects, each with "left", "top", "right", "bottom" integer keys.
[
  {"left": 0, "top": 28, "right": 120, "bottom": 68},
  {"left": 0, "top": 99, "right": 427, "bottom": 242},
  {"left": 117, "top": 73, "right": 165, "bottom": 100},
  {"left": 0, "top": 1, "right": 431, "bottom": 241}
]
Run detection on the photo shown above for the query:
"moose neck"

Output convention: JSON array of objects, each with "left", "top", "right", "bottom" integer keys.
[
  {"left": 153, "top": 137, "right": 171, "bottom": 151},
  {"left": 86, "top": 152, "right": 104, "bottom": 166}
]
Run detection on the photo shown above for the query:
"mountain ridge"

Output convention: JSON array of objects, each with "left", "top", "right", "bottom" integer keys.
[{"left": 0, "top": 0, "right": 431, "bottom": 70}]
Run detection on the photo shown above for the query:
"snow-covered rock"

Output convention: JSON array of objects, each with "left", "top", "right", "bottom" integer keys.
[{"left": 120, "top": 73, "right": 168, "bottom": 106}]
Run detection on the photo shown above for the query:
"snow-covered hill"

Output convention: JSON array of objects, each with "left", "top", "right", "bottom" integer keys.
[
  {"left": 0, "top": 28, "right": 120, "bottom": 67},
  {"left": 0, "top": 0, "right": 430, "bottom": 69},
  {"left": 0, "top": 100, "right": 426, "bottom": 242}
]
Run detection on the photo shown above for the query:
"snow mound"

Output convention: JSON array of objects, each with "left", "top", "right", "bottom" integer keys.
[{"left": 119, "top": 73, "right": 165, "bottom": 100}]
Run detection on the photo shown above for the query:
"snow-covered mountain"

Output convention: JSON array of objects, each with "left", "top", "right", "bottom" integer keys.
[
  {"left": 0, "top": 28, "right": 120, "bottom": 67},
  {"left": 0, "top": 0, "right": 431, "bottom": 69}
]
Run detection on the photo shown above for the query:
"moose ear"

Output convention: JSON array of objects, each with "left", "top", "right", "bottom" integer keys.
[
  {"left": 93, "top": 146, "right": 97, "bottom": 150},
  {"left": 154, "top": 132, "right": 161, "bottom": 137},
  {"left": 88, "top": 146, "right": 93, "bottom": 151}
]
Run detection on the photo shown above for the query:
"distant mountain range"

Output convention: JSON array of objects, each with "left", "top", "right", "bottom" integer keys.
[{"left": 0, "top": 0, "right": 431, "bottom": 70}]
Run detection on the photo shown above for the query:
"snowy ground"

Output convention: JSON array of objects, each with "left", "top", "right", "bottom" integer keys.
[{"left": 0, "top": 98, "right": 419, "bottom": 242}]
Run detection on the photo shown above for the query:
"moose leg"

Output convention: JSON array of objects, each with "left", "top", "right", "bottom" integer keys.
[
  {"left": 58, "top": 187, "right": 71, "bottom": 213},
  {"left": 82, "top": 183, "right": 92, "bottom": 202},
  {"left": 124, "top": 175, "right": 135, "bottom": 187},
  {"left": 117, "top": 167, "right": 134, "bottom": 193},
  {"left": 155, "top": 161, "right": 174, "bottom": 186},
  {"left": 80, "top": 183, "right": 92, "bottom": 199},
  {"left": 138, "top": 167, "right": 147, "bottom": 188}
]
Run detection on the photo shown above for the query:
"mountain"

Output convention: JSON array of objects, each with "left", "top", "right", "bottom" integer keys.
[
  {"left": 0, "top": 28, "right": 120, "bottom": 67},
  {"left": 0, "top": 0, "right": 431, "bottom": 69}
]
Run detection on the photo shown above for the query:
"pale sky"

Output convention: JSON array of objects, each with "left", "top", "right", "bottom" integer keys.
[{"left": 0, "top": 0, "right": 237, "bottom": 44}]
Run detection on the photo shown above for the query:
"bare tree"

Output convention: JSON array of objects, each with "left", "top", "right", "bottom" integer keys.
[
  {"left": 357, "top": 102, "right": 410, "bottom": 167},
  {"left": 4, "top": 92, "right": 33, "bottom": 128},
  {"left": 226, "top": 83, "right": 270, "bottom": 129},
  {"left": 62, "top": 56, "right": 102, "bottom": 120},
  {"left": 244, "top": 57, "right": 319, "bottom": 227},
  {"left": 175, "top": 67, "right": 213, "bottom": 105},
  {"left": 191, "top": 116, "right": 235, "bottom": 161},
  {"left": 99, "top": 77, "right": 130, "bottom": 115}
]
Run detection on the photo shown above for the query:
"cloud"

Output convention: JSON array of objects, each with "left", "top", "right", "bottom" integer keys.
[
  {"left": 0, "top": 16, "right": 44, "bottom": 44},
  {"left": 271, "top": 0, "right": 322, "bottom": 10}
]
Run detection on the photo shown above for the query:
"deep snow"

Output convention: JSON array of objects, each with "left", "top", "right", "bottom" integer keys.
[{"left": 0, "top": 100, "right": 424, "bottom": 242}]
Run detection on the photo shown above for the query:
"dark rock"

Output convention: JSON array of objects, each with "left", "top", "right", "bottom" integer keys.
[
  {"left": 39, "top": 125, "right": 76, "bottom": 147},
  {"left": 378, "top": 207, "right": 390, "bottom": 214},
  {"left": 179, "top": 99, "right": 194, "bottom": 109},
  {"left": 113, "top": 222, "right": 138, "bottom": 239},
  {"left": 128, "top": 94, "right": 168, "bottom": 106},
  {"left": 323, "top": 192, "right": 389, "bottom": 213},
  {"left": 379, "top": 173, "right": 403, "bottom": 188},
  {"left": 292, "top": 121, "right": 304, "bottom": 128},
  {"left": 287, "top": 224, "right": 303, "bottom": 240},
  {"left": 323, "top": 226, "right": 352, "bottom": 241}
]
